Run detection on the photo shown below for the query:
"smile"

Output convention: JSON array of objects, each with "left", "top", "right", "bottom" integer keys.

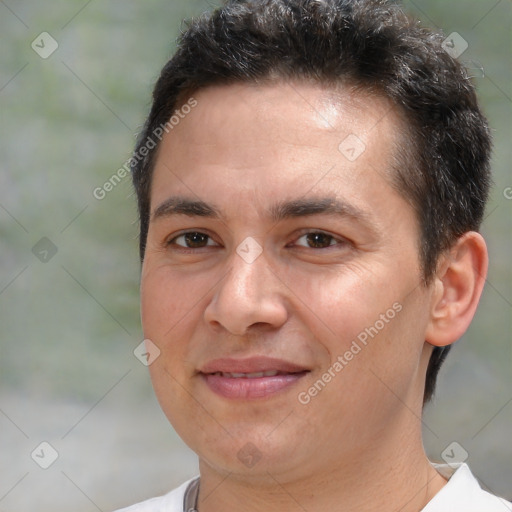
[
  {"left": 199, "top": 357, "right": 310, "bottom": 399},
  {"left": 210, "top": 370, "right": 289, "bottom": 378},
  {"left": 201, "top": 371, "right": 308, "bottom": 399}
]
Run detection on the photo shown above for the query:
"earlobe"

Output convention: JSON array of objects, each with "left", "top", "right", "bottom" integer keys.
[{"left": 425, "top": 231, "right": 488, "bottom": 347}]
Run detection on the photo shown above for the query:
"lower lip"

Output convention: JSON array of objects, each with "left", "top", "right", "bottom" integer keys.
[{"left": 202, "top": 372, "right": 307, "bottom": 399}]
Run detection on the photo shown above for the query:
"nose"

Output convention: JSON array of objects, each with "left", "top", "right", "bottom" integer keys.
[{"left": 203, "top": 243, "right": 288, "bottom": 336}]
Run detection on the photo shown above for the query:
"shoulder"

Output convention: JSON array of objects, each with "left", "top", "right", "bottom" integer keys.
[
  {"left": 423, "top": 463, "right": 512, "bottom": 512},
  {"left": 112, "top": 476, "right": 199, "bottom": 512}
]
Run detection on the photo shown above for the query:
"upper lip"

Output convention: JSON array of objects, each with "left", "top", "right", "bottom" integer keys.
[{"left": 199, "top": 356, "right": 310, "bottom": 374}]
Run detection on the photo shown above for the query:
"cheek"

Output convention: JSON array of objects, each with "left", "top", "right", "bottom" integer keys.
[
  {"left": 302, "top": 265, "right": 424, "bottom": 398},
  {"left": 140, "top": 265, "right": 205, "bottom": 338},
  {"left": 299, "top": 266, "right": 395, "bottom": 352}
]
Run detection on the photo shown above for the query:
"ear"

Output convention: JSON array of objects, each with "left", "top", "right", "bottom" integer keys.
[{"left": 425, "top": 231, "right": 488, "bottom": 347}]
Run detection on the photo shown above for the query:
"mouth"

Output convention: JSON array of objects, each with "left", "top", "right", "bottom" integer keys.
[
  {"left": 209, "top": 370, "right": 301, "bottom": 378},
  {"left": 199, "top": 357, "right": 310, "bottom": 399}
]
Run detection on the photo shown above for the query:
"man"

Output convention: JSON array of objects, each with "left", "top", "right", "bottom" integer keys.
[{"left": 115, "top": 0, "right": 511, "bottom": 510}]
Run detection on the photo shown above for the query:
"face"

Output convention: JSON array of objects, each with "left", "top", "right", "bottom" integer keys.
[{"left": 141, "top": 81, "right": 436, "bottom": 482}]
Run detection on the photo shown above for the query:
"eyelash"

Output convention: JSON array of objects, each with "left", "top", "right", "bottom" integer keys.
[{"left": 166, "top": 230, "right": 348, "bottom": 253}]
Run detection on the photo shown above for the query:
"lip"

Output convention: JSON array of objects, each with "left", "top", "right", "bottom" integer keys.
[
  {"left": 199, "top": 356, "right": 309, "bottom": 374},
  {"left": 199, "top": 357, "right": 310, "bottom": 400}
]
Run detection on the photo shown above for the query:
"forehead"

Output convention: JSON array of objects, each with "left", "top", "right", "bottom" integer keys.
[
  {"left": 166, "top": 81, "right": 400, "bottom": 150},
  {"left": 150, "top": 81, "right": 406, "bottom": 217}
]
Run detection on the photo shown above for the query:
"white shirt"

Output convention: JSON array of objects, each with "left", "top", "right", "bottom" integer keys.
[
  {"left": 113, "top": 463, "right": 512, "bottom": 512},
  {"left": 422, "top": 463, "right": 511, "bottom": 511}
]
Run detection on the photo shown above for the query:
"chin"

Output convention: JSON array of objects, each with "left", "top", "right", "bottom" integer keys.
[
  {"left": 192, "top": 424, "right": 308, "bottom": 477},
  {"left": 198, "top": 442, "right": 298, "bottom": 479}
]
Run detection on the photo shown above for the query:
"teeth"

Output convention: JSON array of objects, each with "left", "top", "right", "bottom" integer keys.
[{"left": 218, "top": 370, "right": 280, "bottom": 378}]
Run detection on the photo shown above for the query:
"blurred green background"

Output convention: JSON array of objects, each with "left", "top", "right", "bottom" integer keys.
[{"left": 0, "top": 1, "right": 510, "bottom": 510}]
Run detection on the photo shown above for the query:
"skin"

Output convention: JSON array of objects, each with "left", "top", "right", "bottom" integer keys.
[{"left": 140, "top": 81, "right": 488, "bottom": 512}]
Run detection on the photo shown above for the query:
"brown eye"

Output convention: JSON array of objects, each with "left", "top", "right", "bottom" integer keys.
[
  {"left": 168, "top": 231, "right": 216, "bottom": 249},
  {"left": 295, "top": 231, "right": 342, "bottom": 249}
]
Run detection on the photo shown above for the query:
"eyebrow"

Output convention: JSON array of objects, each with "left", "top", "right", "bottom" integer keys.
[{"left": 152, "top": 195, "right": 373, "bottom": 226}]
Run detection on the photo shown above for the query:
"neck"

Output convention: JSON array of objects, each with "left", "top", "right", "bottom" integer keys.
[{"left": 195, "top": 417, "right": 447, "bottom": 512}]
